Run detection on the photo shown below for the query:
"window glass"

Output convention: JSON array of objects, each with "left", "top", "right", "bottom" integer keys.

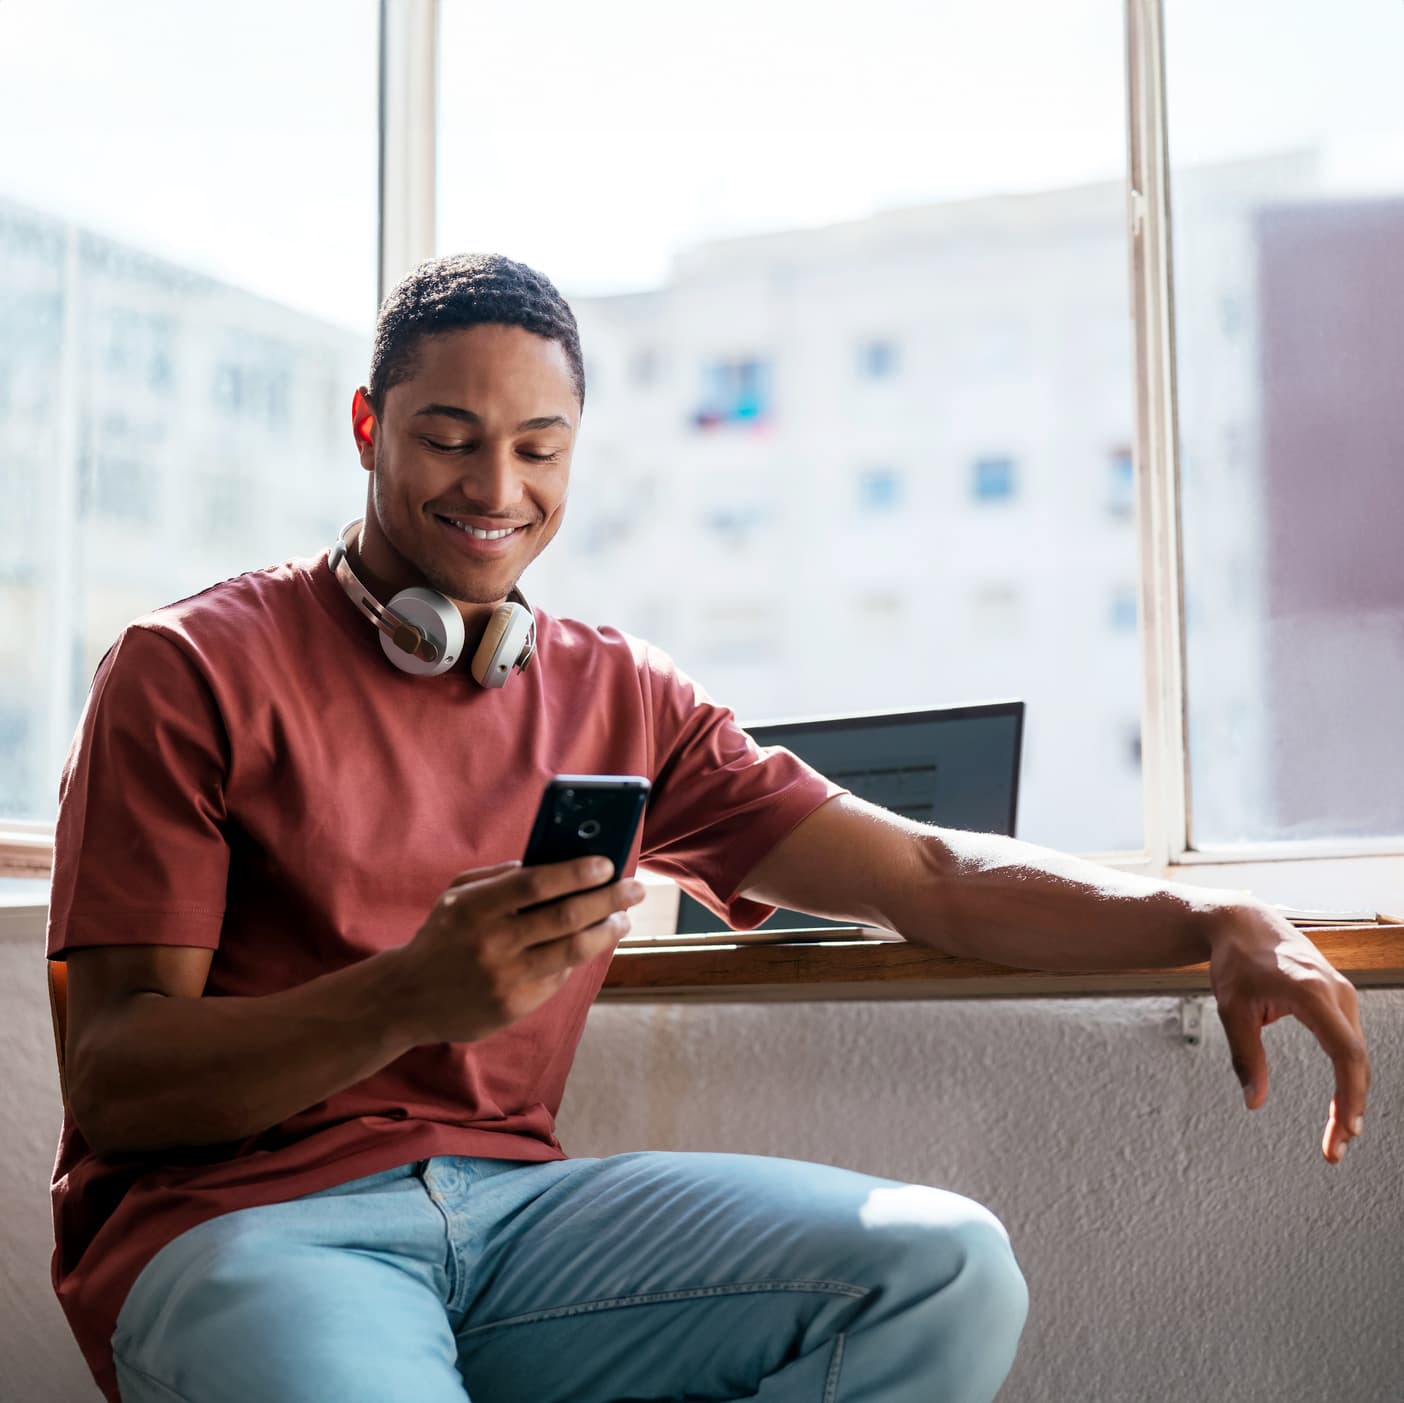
[
  {"left": 973, "top": 457, "right": 1018, "bottom": 504},
  {"left": 1167, "top": 0, "right": 1404, "bottom": 844},
  {"left": 437, "top": 0, "right": 1141, "bottom": 852},
  {"left": 0, "top": 0, "right": 378, "bottom": 824}
]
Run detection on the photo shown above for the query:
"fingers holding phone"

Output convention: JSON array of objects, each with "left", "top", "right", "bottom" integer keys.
[{"left": 400, "top": 777, "right": 650, "bottom": 1044}]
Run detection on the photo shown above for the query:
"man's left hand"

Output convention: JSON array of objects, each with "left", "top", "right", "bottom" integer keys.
[{"left": 1209, "top": 902, "right": 1370, "bottom": 1163}]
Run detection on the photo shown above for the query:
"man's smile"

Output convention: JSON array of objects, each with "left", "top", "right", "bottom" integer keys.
[{"left": 432, "top": 511, "right": 530, "bottom": 555}]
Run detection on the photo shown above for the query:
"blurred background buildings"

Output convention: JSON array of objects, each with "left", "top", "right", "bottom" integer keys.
[{"left": 4, "top": 151, "right": 1400, "bottom": 852}]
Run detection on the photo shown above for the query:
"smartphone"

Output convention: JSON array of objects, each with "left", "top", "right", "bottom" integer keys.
[{"left": 521, "top": 775, "right": 651, "bottom": 889}]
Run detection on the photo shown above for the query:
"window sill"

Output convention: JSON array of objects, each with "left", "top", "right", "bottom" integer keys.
[{"left": 599, "top": 926, "right": 1404, "bottom": 1002}]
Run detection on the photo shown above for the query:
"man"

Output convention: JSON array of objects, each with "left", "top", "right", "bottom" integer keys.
[{"left": 48, "top": 254, "right": 1369, "bottom": 1403}]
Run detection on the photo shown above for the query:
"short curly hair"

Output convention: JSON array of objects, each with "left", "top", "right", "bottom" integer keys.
[{"left": 366, "top": 253, "right": 586, "bottom": 411}]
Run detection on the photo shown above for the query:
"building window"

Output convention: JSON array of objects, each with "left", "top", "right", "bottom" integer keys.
[
  {"left": 972, "top": 456, "right": 1017, "bottom": 503},
  {"left": 1108, "top": 447, "right": 1135, "bottom": 519},
  {"left": 857, "top": 339, "right": 898, "bottom": 379},
  {"left": 1110, "top": 584, "right": 1138, "bottom": 632},
  {"left": 700, "top": 499, "right": 777, "bottom": 548},
  {"left": 692, "top": 358, "right": 771, "bottom": 428},
  {"left": 857, "top": 467, "right": 903, "bottom": 513}
]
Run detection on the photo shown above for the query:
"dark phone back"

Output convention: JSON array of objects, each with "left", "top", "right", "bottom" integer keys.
[{"left": 522, "top": 775, "right": 650, "bottom": 879}]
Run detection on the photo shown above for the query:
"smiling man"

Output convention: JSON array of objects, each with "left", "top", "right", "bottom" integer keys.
[{"left": 47, "top": 254, "right": 1368, "bottom": 1403}]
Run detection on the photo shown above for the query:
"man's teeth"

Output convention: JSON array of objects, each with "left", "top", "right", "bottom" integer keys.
[{"left": 442, "top": 518, "right": 519, "bottom": 540}]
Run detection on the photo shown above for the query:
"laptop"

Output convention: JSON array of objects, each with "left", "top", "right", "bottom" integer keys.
[{"left": 673, "top": 700, "right": 1025, "bottom": 934}]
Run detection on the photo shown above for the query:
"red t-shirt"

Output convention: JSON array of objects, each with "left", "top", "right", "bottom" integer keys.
[{"left": 46, "top": 548, "right": 843, "bottom": 1401}]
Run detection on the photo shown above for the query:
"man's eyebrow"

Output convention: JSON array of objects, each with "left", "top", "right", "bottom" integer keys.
[{"left": 412, "top": 404, "right": 573, "bottom": 432}]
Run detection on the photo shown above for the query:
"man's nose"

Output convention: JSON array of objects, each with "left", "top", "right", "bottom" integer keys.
[{"left": 456, "top": 445, "right": 521, "bottom": 514}]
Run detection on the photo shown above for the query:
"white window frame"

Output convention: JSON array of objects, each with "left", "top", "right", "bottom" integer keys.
[{"left": 4, "top": 0, "right": 1402, "bottom": 915}]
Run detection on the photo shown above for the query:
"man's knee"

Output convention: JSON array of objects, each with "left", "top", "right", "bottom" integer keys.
[
  {"left": 942, "top": 1209, "right": 1029, "bottom": 1340},
  {"left": 857, "top": 1186, "right": 1028, "bottom": 1338}
]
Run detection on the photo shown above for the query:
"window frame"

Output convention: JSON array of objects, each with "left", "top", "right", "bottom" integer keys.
[{"left": 3, "top": 0, "right": 1402, "bottom": 915}]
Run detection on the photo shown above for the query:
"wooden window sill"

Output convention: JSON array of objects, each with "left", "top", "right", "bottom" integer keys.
[{"left": 600, "top": 926, "right": 1404, "bottom": 1002}]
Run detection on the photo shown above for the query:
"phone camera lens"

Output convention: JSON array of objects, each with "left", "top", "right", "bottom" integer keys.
[{"left": 577, "top": 818, "right": 602, "bottom": 841}]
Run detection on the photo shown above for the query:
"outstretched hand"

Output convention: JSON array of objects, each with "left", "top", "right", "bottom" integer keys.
[{"left": 1208, "top": 902, "right": 1370, "bottom": 1163}]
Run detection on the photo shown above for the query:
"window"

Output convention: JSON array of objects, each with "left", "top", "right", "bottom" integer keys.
[
  {"left": 1109, "top": 585, "right": 1138, "bottom": 633},
  {"left": 7, "top": 3, "right": 1398, "bottom": 905},
  {"left": 972, "top": 457, "right": 1017, "bottom": 503},
  {"left": 0, "top": 0, "right": 378, "bottom": 826},
  {"left": 1168, "top": 0, "right": 1404, "bottom": 845},
  {"left": 857, "top": 468, "right": 903, "bottom": 514},
  {"left": 693, "top": 358, "right": 772, "bottom": 429},
  {"left": 438, "top": 0, "right": 1140, "bottom": 853},
  {"left": 1107, "top": 447, "right": 1134, "bottom": 519},
  {"left": 857, "top": 339, "right": 899, "bottom": 379},
  {"left": 700, "top": 500, "right": 778, "bottom": 549}
]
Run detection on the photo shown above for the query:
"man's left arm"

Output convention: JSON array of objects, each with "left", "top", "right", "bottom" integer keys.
[{"left": 738, "top": 793, "right": 1370, "bottom": 1164}]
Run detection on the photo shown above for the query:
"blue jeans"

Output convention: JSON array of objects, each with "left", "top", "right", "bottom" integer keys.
[{"left": 112, "top": 1152, "right": 1027, "bottom": 1402}]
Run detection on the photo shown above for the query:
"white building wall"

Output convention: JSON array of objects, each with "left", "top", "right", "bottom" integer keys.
[
  {"left": 530, "top": 162, "right": 1319, "bottom": 858},
  {"left": 535, "top": 183, "right": 1162, "bottom": 854}
]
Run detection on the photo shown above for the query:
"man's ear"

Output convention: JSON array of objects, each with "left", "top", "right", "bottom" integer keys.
[{"left": 352, "top": 387, "right": 377, "bottom": 468}]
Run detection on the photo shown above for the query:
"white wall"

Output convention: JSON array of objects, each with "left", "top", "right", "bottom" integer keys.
[{"left": 4, "top": 905, "right": 1402, "bottom": 1402}]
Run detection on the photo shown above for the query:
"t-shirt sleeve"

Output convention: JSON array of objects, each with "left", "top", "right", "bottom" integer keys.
[
  {"left": 636, "top": 642, "right": 846, "bottom": 930},
  {"left": 46, "top": 625, "right": 232, "bottom": 960}
]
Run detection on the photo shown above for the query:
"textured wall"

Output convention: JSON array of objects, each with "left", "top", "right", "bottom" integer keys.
[
  {"left": 4, "top": 916, "right": 1402, "bottom": 1402},
  {"left": 0, "top": 923, "right": 97, "bottom": 1400}
]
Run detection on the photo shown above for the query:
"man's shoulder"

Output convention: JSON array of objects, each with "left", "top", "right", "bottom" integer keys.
[
  {"left": 532, "top": 609, "right": 704, "bottom": 702},
  {"left": 533, "top": 610, "right": 685, "bottom": 678},
  {"left": 534, "top": 608, "right": 640, "bottom": 664},
  {"left": 111, "top": 552, "right": 324, "bottom": 674}
]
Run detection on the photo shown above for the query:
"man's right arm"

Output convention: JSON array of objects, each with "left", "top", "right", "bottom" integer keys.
[
  {"left": 64, "top": 857, "right": 645, "bottom": 1157},
  {"left": 65, "top": 941, "right": 430, "bottom": 1157}
]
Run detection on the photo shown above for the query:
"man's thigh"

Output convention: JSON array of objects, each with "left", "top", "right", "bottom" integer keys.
[
  {"left": 113, "top": 1164, "right": 469, "bottom": 1403},
  {"left": 453, "top": 1150, "right": 1025, "bottom": 1403}
]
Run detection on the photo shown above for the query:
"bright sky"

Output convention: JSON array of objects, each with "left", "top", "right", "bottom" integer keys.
[{"left": 0, "top": 0, "right": 1400, "bottom": 332}]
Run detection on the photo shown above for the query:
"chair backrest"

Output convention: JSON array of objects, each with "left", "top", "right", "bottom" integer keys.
[{"left": 47, "top": 960, "right": 70, "bottom": 1108}]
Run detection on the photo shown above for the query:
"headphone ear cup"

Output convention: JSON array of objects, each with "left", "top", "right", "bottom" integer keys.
[
  {"left": 379, "top": 588, "right": 465, "bottom": 677},
  {"left": 471, "top": 602, "right": 534, "bottom": 688}
]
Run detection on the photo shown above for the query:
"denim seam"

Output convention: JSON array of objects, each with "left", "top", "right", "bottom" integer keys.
[
  {"left": 112, "top": 1346, "right": 198, "bottom": 1403},
  {"left": 460, "top": 1278, "right": 870, "bottom": 1336},
  {"left": 823, "top": 1331, "right": 847, "bottom": 1403},
  {"left": 421, "top": 1182, "right": 464, "bottom": 1313}
]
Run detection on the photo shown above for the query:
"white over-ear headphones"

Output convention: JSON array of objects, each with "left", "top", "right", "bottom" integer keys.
[{"left": 328, "top": 518, "right": 537, "bottom": 687}]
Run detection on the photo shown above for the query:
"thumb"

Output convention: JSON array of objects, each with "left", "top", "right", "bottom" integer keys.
[{"left": 1219, "top": 1001, "right": 1270, "bottom": 1109}]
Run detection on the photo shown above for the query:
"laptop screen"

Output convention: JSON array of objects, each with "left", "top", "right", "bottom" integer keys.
[{"left": 672, "top": 701, "right": 1024, "bottom": 934}]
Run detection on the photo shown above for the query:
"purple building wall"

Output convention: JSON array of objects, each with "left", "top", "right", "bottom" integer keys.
[{"left": 1256, "top": 198, "right": 1404, "bottom": 837}]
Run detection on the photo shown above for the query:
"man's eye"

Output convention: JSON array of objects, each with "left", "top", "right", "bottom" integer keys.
[
  {"left": 522, "top": 451, "right": 561, "bottom": 463},
  {"left": 424, "top": 439, "right": 472, "bottom": 452}
]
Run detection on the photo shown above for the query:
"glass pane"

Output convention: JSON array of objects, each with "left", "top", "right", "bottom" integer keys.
[
  {"left": 0, "top": 0, "right": 379, "bottom": 824},
  {"left": 438, "top": 0, "right": 1143, "bottom": 853},
  {"left": 1168, "top": 0, "right": 1404, "bottom": 844}
]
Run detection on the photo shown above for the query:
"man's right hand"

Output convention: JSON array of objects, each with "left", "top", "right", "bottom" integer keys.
[{"left": 397, "top": 858, "right": 647, "bottom": 1045}]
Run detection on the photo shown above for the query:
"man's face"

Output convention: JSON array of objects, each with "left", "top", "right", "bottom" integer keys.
[{"left": 355, "top": 323, "right": 580, "bottom": 610}]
